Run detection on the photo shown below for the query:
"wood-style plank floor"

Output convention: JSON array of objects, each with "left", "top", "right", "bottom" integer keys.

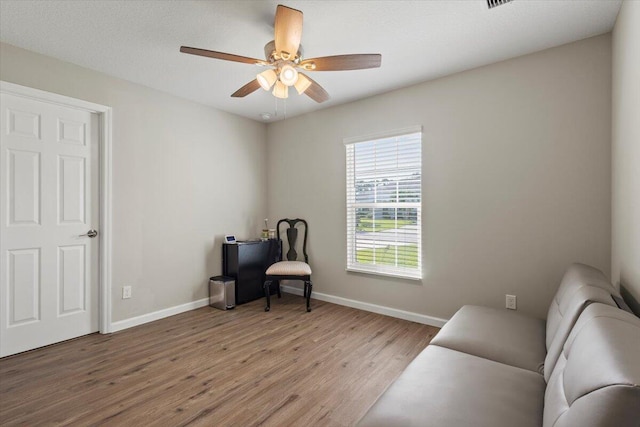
[{"left": 0, "top": 293, "right": 438, "bottom": 426}]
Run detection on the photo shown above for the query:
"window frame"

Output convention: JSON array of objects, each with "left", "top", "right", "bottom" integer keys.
[{"left": 344, "top": 126, "right": 423, "bottom": 280}]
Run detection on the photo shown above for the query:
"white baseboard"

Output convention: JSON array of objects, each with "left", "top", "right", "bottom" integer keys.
[
  {"left": 281, "top": 285, "right": 447, "bottom": 328},
  {"left": 109, "top": 288, "right": 448, "bottom": 333},
  {"left": 110, "top": 298, "right": 210, "bottom": 333}
]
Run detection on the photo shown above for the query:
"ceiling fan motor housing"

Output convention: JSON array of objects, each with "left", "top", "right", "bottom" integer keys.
[{"left": 264, "top": 40, "right": 303, "bottom": 63}]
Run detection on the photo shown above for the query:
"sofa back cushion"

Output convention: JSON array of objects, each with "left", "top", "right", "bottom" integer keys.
[
  {"left": 543, "top": 284, "right": 616, "bottom": 382},
  {"left": 544, "top": 263, "right": 619, "bottom": 381},
  {"left": 543, "top": 303, "right": 640, "bottom": 427},
  {"left": 546, "top": 264, "right": 617, "bottom": 349}
]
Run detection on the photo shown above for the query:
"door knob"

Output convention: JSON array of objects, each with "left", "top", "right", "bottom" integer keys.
[{"left": 80, "top": 229, "right": 98, "bottom": 238}]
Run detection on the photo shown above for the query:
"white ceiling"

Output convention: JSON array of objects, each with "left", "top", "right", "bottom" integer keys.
[{"left": 0, "top": 0, "right": 622, "bottom": 122}]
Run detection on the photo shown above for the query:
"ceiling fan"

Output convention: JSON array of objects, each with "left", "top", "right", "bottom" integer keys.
[{"left": 180, "top": 4, "right": 382, "bottom": 103}]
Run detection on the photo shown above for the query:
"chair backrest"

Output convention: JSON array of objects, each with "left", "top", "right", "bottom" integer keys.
[
  {"left": 543, "top": 303, "right": 640, "bottom": 427},
  {"left": 277, "top": 218, "right": 309, "bottom": 263}
]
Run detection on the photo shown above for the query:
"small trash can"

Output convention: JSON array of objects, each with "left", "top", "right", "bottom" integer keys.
[{"left": 209, "top": 276, "right": 235, "bottom": 310}]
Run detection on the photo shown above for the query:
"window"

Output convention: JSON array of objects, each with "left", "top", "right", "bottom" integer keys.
[{"left": 345, "top": 127, "right": 422, "bottom": 280}]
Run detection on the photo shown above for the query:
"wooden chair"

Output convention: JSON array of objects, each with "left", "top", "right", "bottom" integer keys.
[{"left": 264, "top": 218, "right": 312, "bottom": 312}]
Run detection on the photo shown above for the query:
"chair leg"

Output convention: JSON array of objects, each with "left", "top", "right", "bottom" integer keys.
[
  {"left": 276, "top": 280, "right": 281, "bottom": 298},
  {"left": 264, "top": 280, "right": 272, "bottom": 312},
  {"left": 305, "top": 280, "right": 312, "bottom": 312}
]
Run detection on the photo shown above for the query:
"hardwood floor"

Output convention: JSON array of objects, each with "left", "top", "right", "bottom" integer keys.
[{"left": 0, "top": 293, "right": 438, "bottom": 426}]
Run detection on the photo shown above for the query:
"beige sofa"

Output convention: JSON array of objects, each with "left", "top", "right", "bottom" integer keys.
[{"left": 357, "top": 264, "right": 640, "bottom": 427}]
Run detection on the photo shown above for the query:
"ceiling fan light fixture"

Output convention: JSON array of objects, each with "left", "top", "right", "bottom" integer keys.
[
  {"left": 257, "top": 69, "right": 278, "bottom": 91},
  {"left": 279, "top": 64, "right": 299, "bottom": 86},
  {"left": 294, "top": 73, "right": 312, "bottom": 94},
  {"left": 273, "top": 80, "right": 289, "bottom": 99}
]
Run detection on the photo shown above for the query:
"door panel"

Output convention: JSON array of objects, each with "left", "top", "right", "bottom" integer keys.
[
  {"left": 7, "top": 108, "right": 40, "bottom": 139},
  {"left": 58, "top": 155, "right": 86, "bottom": 224},
  {"left": 1, "top": 92, "right": 99, "bottom": 357},
  {"left": 58, "top": 118, "right": 85, "bottom": 146},
  {"left": 7, "top": 248, "right": 40, "bottom": 325},
  {"left": 58, "top": 245, "right": 86, "bottom": 315},
  {"left": 8, "top": 149, "right": 40, "bottom": 226}
]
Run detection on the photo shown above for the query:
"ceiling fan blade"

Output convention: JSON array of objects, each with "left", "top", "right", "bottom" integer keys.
[
  {"left": 231, "top": 79, "right": 262, "bottom": 98},
  {"left": 300, "top": 73, "right": 329, "bottom": 103},
  {"left": 299, "top": 54, "right": 382, "bottom": 71},
  {"left": 180, "top": 46, "right": 266, "bottom": 65},
  {"left": 274, "top": 5, "right": 303, "bottom": 59}
]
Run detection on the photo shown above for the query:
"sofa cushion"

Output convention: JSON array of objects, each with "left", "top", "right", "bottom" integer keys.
[
  {"left": 430, "top": 305, "right": 547, "bottom": 374},
  {"left": 545, "top": 263, "right": 617, "bottom": 349},
  {"left": 542, "top": 284, "right": 616, "bottom": 382},
  {"left": 543, "top": 303, "right": 640, "bottom": 427},
  {"left": 357, "top": 345, "right": 546, "bottom": 427},
  {"left": 431, "top": 263, "right": 618, "bottom": 377}
]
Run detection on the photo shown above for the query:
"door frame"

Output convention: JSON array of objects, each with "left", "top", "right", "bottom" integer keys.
[{"left": 1, "top": 80, "right": 114, "bottom": 334}]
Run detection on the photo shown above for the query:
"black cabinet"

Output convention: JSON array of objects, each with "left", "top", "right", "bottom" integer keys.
[{"left": 222, "top": 240, "right": 279, "bottom": 305}]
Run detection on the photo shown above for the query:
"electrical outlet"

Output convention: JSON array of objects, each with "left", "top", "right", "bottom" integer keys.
[
  {"left": 122, "top": 286, "right": 132, "bottom": 299},
  {"left": 506, "top": 294, "right": 517, "bottom": 310}
]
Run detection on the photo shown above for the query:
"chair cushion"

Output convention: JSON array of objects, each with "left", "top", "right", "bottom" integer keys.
[
  {"left": 266, "top": 261, "right": 311, "bottom": 276},
  {"left": 357, "top": 345, "right": 546, "bottom": 427},
  {"left": 430, "top": 305, "right": 547, "bottom": 374}
]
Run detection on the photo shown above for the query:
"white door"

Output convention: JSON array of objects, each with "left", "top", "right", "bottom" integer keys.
[{"left": 0, "top": 92, "right": 99, "bottom": 357}]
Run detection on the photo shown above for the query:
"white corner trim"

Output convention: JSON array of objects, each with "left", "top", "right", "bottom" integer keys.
[
  {"left": 280, "top": 285, "right": 447, "bottom": 328},
  {"left": 99, "top": 107, "right": 113, "bottom": 333},
  {"left": 110, "top": 298, "right": 210, "bottom": 333}
]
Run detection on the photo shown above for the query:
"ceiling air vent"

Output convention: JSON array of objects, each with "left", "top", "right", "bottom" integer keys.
[{"left": 487, "top": 0, "right": 513, "bottom": 9}]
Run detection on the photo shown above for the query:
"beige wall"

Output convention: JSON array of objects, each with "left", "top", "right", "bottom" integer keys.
[
  {"left": 612, "top": 1, "right": 640, "bottom": 314},
  {"left": 0, "top": 31, "right": 616, "bottom": 326},
  {"left": 0, "top": 42, "right": 268, "bottom": 322},
  {"left": 267, "top": 35, "right": 612, "bottom": 321}
]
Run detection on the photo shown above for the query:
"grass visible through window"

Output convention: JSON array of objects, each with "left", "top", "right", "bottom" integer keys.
[{"left": 356, "top": 244, "right": 418, "bottom": 267}]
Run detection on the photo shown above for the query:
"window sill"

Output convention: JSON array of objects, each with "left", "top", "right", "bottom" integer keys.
[{"left": 346, "top": 266, "right": 422, "bottom": 281}]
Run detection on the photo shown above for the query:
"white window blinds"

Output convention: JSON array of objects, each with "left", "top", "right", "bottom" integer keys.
[{"left": 345, "top": 127, "right": 422, "bottom": 280}]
